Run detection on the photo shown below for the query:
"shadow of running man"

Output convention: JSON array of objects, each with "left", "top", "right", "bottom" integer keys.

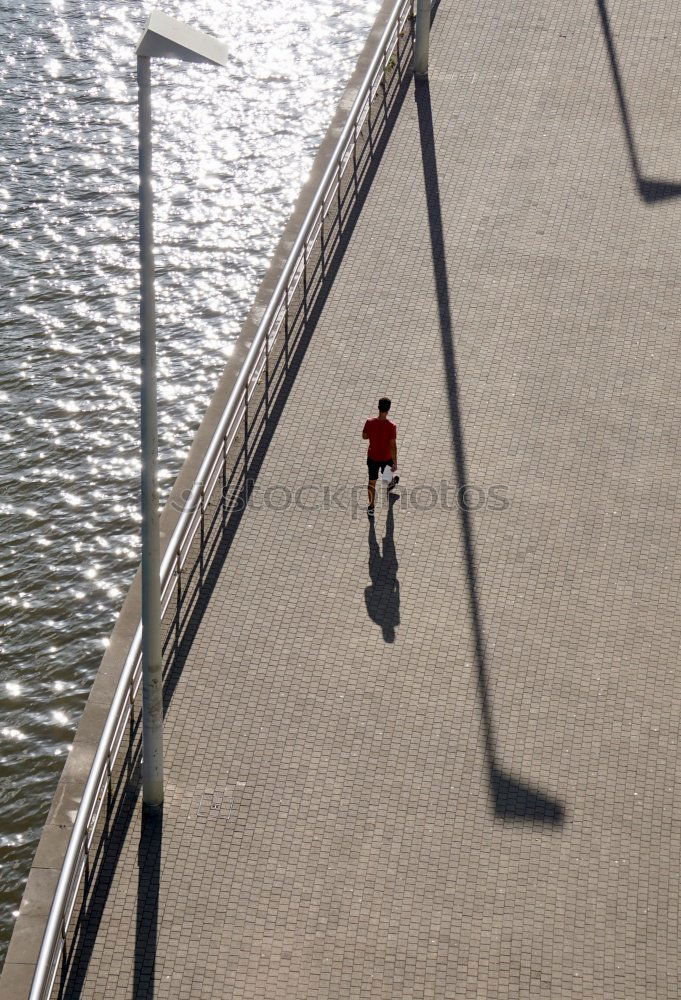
[{"left": 365, "top": 494, "right": 400, "bottom": 643}]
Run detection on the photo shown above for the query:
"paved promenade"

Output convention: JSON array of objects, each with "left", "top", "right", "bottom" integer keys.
[{"left": 54, "top": 0, "right": 681, "bottom": 996}]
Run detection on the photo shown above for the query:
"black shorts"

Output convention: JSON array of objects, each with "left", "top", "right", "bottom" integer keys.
[{"left": 367, "top": 457, "right": 393, "bottom": 481}]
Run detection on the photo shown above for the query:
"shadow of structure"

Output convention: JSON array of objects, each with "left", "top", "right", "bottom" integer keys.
[
  {"left": 55, "top": 31, "right": 416, "bottom": 1000},
  {"left": 133, "top": 809, "right": 162, "bottom": 1000},
  {"left": 415, "top": 79, "right": 565, "bottom": 826},
  {"left": 596, "top": 0, "right": 681, "bottom": 202},
  {"left": 365, "top": 494, "right": 400, "bottom": 642}
]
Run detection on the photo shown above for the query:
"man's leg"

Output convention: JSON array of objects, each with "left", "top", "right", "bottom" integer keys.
[
  {"left": 384, "top": 460, "right": 399, "bottom": 492},
  {"left": 368, "top": 479, "right": 377, "bottom": 508},
  {"left": 367, "top": 459, "right": 379, "bottom": 511}
]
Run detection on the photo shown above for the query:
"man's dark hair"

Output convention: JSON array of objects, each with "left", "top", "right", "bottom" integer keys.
[{"left": 378, "top": 397, "right": 391, "bottom": 413}]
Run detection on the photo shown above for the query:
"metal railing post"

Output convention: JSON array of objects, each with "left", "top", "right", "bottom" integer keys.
[
  {"left": 283, "top": 286, "right": 290, "bottom": 371},
  {"left": 265, "top": 327, "right": 270, "bottom": 417},
  {"left": 221, "top": 434, "right": 227, "bottom": 525},
  {"left": 243, "top": 382, "right": 249, "bottom": 475},
  {"left": 175, "top": 551, "right": 181, "bottom": 649},
  {"left": 303, "top": 239, "right": 308, "bottom": 323},
  {"left": 199, "top": 482, "right": 205, "bottom": 584}
]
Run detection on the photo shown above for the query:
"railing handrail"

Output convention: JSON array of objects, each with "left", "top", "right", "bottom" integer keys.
[{"left": 29, "top": 2, "right": 414, "bottom": 995}]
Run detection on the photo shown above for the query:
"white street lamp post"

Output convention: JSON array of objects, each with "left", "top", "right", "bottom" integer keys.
[
  {"left": 414, "top": 0, "right": 430, "bottom": 78},
  {"left": 136, "top": 11, "right": 227, "bottom": 811}
]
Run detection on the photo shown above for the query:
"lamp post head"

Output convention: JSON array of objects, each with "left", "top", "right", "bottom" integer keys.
[{"left": 137, "top": 10, "right": 228, "bottom": 66}]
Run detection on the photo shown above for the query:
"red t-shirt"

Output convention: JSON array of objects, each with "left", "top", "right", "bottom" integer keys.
[{"left": 363, "top": 417, "right": 397, "bottom": 460}]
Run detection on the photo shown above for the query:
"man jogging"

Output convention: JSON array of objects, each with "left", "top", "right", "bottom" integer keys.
[{"left": 362, "top": 397, "right": 399, "bottom": 517}]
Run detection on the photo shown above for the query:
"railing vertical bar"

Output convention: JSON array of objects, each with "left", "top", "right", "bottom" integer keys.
[
  {"left": 243, "top": 381, "right": 249, "bottom": 478},
  {"left": 303, "top": 238, "right": 308, "bottom": 324},
  {"left": 175, "top": 551, "right": 181, "bottom": 649},
  {"left": 284, "top": 285, "right": 290, "bottom": 371},
  {"left": 320, "top": 206, "right": 325, "bottom": 275},
  {"left": 221, "top": 434, "right": 227, "bottom": 526},
  {"left": 381, "top": 43, "right": 388, "bottom": 116},
  {"left": 265, "top": 325, "right": 270, "bottom": 418},
  {"left": 397, "top": 10, "right": 403, "bottom": 79},
  {"left": 199, "top": 483, "right": 205, "bottom": 586}
]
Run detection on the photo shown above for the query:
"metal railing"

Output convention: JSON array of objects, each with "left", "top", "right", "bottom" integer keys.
[{"left": 29, "top": 2, "right": 414, "bottom": 996}]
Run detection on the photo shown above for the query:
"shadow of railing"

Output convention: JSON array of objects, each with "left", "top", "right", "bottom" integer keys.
[
  {"left": 53, "top": 33, "right": 414, "bottom": 1000},
  {"left": 596, "top": 0, "right": 681, "bottom": 202},
  {"left": 415, "top": 78, "right": 565, "bottom": 826},
  {"left": 54, "top": 723, "right": 142, "bottom": 997}
]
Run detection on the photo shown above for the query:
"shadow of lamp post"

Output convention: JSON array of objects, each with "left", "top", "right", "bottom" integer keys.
[{"left": 136, "top": 11, "right": 227, "bottom": 812}]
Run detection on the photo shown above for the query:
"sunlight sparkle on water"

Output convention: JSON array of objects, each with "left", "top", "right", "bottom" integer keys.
[
  {"left": 2, "top": 729, "right": 27, "bottom": 742},
  {"left": 0, "top": 0, "right": 380, "bottom": 965}
]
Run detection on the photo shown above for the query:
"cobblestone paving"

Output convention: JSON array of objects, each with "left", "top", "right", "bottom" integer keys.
[{"left": 58, "top": 0, "right": 681, "bottom": 996}]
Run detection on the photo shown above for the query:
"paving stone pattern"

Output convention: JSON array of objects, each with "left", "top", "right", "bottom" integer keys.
[{"left": 56, "top": 0, "right": 681, "bottom": 996}]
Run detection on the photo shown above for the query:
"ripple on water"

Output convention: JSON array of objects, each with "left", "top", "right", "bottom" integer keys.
[{"left": 0, "top": 0, "right": 380, "bottom": 968}]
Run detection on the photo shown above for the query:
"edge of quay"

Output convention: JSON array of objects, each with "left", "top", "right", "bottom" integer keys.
[{"left": 0, "top": 0, "right": 400, "bottom": 994}]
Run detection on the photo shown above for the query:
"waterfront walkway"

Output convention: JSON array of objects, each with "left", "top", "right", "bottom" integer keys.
[{"left": 55, "top": 0, "right": 681, "bottom": 996}]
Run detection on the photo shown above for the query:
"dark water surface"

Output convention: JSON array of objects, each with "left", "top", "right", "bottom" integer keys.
[{"left": 0, "top": 0, "right": 378, "bottom": 964}]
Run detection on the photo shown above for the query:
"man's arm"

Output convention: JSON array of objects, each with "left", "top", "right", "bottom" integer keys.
[
  {"left": 390, "top": 438, "right": 397, "bottom": 468},
  {"left": 362, "top": 420, "right": 369, "bottom": 440}
]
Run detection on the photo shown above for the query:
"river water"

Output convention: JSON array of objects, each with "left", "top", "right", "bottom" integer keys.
[{"left": 0, "top": 0, "right": 378, "bottom": 964}]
